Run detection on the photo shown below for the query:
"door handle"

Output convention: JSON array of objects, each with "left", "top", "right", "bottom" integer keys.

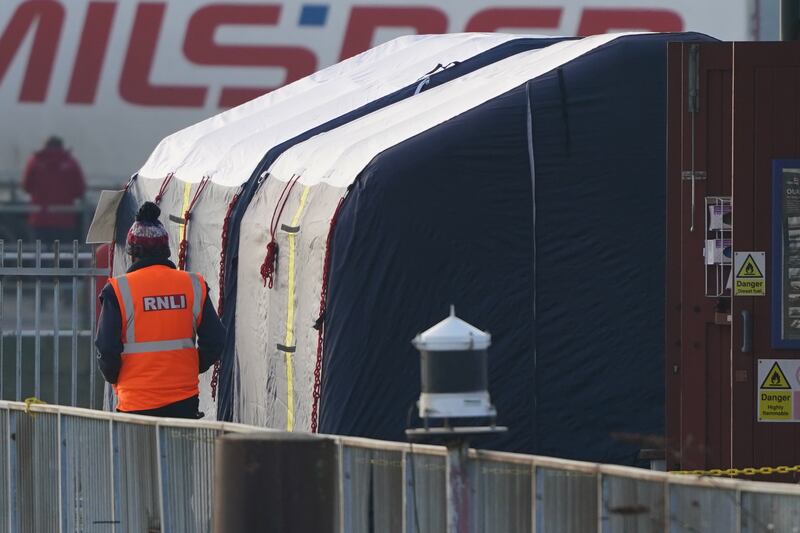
[{"left": 741, "top": 310, "right": 752, "bottom": 353}]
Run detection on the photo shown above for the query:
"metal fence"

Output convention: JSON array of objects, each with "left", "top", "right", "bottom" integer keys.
[
  {"left": 0, "top": 241, "right": 108, "bottom": 409},
  {"left": 0, "top": 181, "right": 108, "bottom": 242},
  {"left": 2, "top": 400, "right": 800, "bottom": 533}
]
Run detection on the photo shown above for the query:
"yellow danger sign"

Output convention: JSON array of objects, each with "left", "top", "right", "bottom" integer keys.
[
  {"left": 734, "top": 252, "right": 766, "bottom": 296},
  {"left": 737, "top": 254, "right": 763, "bottom": 278},
  {"left": 760, "top": 391, "right": 792, "bottom": 420},
  {"left": 758, "top": 359, "right": 800, "bottom": 423},
  {"left": 760, "top": 362, "right": 791, "bottom": 389}
]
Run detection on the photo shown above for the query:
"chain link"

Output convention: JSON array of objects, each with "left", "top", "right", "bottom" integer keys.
[
  {"left": 671, "top": 465, "right": 800, "bottom": 477},
  {"left": 310, "top": 195, "right": 347, "bottom": 433},
  {"left": 212, "top": 187, "right": 243, "bottom": 403}
]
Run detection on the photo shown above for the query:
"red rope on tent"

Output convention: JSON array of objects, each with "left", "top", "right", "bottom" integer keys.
[
  {"left": 260, "top": 242, "right": 278, "bottom": 288},
  {"left": 259, "top": 174, "right": 301, "bottom": 288},
  {"left": 210, "top": 187, "right": 242, "bottom": 401},
  {"left": 177, "top": 176, "right": 211, "bottom": 271},
  {"left": 217, "top": 189, "right": 242, "bottom": 317},
  {"left": 310, "top": 195, "right": 346, "bottom": 433},
  {"left": 154, "top": 172, "right": 174, "bottom": 205}
]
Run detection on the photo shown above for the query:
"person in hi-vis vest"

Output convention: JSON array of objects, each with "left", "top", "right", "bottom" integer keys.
[{"left": 95, "top": 202, "right": 225, "bottom": 418}]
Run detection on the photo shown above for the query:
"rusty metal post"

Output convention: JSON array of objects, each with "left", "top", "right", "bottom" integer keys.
[
  {"left": 213, "top": 433, "right": 339, "bottom": 533},
  {"left": 446, "top": 439, "right": 470, "bottom": 533}
]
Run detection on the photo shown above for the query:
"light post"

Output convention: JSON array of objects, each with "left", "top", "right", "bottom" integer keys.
[{"left": 406, "top": 306, "right": 506, "bottom": 533}]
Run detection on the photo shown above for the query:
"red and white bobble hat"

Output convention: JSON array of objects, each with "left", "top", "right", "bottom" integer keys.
[{"left": 126, "top": 201, "right": 170, "bottom": 257}]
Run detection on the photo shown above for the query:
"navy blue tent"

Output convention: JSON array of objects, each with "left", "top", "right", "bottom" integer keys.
[
  {"left": 311, "top": 32, "right": 711, "bottom": 463},
  {"left": 216, "top": 35, "right": 569, "bottom": 422}
]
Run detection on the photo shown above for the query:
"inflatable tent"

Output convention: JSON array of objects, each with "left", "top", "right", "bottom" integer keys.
[
  {"left": 115, "top": 32, "right": 562, "bottom": 417},
  {"left": 113, "top": 31, "right": 713, "bottom": 464}
]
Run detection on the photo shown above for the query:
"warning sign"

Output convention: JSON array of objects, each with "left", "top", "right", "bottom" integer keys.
[
  {"left": 737, "top": 254, "right": 764, "bottom": 278},
  {"left": 760, "top": 362, "right": 791, "bottom": 389},
  {"left": 760, "top": 391, "right": 792, "bottom": 420},
  {"left": 734, "top": 252, "right": 766, "bottom": 296},
  {"left": 757, "top": 359, "right": 800, "bottom": 422}
]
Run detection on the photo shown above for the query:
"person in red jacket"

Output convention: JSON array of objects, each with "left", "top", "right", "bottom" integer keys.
[{"left": 22, "top": 136, "right": 86, "bottom": 242}]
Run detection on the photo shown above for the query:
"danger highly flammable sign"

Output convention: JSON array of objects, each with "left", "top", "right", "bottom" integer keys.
[
  {"left": 734, "top": 252, "right": 766, "bottom": 296},
  {"left": 758, "top": 360, "right": 800, "bottom": 422}
]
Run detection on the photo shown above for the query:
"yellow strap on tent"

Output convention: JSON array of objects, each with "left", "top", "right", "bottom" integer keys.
[
  {"left": 179, "top": 182, "right": 191, "bottom": 242},
  {"left": 282, "top": 185, "right": 311, "bottom": 431}
]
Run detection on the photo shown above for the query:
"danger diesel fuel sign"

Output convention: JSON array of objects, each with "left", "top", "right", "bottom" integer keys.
[{"left": 734, "top": 252, "right": 766, "bottom": 296}]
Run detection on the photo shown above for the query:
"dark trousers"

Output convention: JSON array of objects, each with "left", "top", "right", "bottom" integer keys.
[{"left": 118, "top": 395, "right": 202, "bottom": 419}]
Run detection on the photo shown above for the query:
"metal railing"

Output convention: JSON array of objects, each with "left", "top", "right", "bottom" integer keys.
[
  {"left": 1, "top": 400, "right": 800, "bottom": 533},
  {"left": 0, "top": 241, "right": 107, "bottom": 409}
]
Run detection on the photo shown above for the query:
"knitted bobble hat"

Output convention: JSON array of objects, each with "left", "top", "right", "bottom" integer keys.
[{"left": 126, "top": 202, "right": 170, "bottom": 258}]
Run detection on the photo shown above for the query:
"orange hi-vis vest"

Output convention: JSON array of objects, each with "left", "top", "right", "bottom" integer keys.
[{"left": 109, "top": 266, "right": 207, "bottom": 412}]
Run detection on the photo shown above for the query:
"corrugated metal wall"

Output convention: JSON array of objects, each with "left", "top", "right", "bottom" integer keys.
[
  {"left": 2, "top": 401, "right": 800, "bottom": 533},
  {"left": 14, "top": 411, "right": 59, "bottom": 532},
  {"left": 602, "top": 475, "right": 665, "bottom": 532},
  {"left": 0, "top": 409, "right": 7, "bottom": 533},
  {"left": 114, "top": 421, "right": 160, "bottom": 532},
  {"left": 159, "top": 426, "right": 218, "bottom": 533},
  {"left": 61, "top": 415, "right": 113, "bottom": 532}
]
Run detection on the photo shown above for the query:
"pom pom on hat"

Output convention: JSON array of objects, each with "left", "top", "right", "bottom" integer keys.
[{"left": 136, "top": 201, "right": 161, "bottom": 223}]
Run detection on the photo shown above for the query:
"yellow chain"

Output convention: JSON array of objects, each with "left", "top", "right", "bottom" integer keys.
[{"left": 671, "top": 465, "right": 800, "bottom": 477}]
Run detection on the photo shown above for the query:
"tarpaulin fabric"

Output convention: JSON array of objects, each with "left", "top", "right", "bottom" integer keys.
[
  {"left": 321, "top": 87, "right": 536, "bottom": 447},
  {"left": 138, "top": 33, "right": 528, "bottom": 186},
  {"left": 314, "top": 32, "right": 714, "bottom": 462},
  {"left": 266, "top": 34, "right": 634, "bottom": 187},
  {"left": 217, "top": 35, "right": 569, "bottom": 422},
  {"left": 226, "top": 32, "right": 640, "bottom": 435}
]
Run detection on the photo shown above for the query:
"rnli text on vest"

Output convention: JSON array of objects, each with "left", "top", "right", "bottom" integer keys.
[{"left": 143, "top": 295, "right": 187, "bottom": 311}]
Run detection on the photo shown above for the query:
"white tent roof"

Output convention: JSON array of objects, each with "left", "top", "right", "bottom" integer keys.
[
  {"left": 267, "top": 33, "right": 639, "bottom": 189},
  {"left": 137, "top": 33, "right": 533, "bottom": 187}
]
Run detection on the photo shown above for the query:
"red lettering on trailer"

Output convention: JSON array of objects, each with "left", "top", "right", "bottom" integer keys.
[
  {"left": 465, "top": 8, "right": 562, "bottom": 32},
  {"left": 577, "top": 8, "right": 683, "bottom": 35},
  {"left": 340, "top": 6, "right": 448, "bottom": 61},
  {"left": 67, "top": 1, "right": 116, "bottom": 104},
  {"left": 184, "top": 4, "right": 318, "bottom": 108},
  {"left": 0, "top": 2, "right": 690, "bottom": 108},
  {"left": 119, "top": 2, "right": 207, "bottom": 108},
  {"left": 0, "top": 0, "right": 64, "bottom": 103}
]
